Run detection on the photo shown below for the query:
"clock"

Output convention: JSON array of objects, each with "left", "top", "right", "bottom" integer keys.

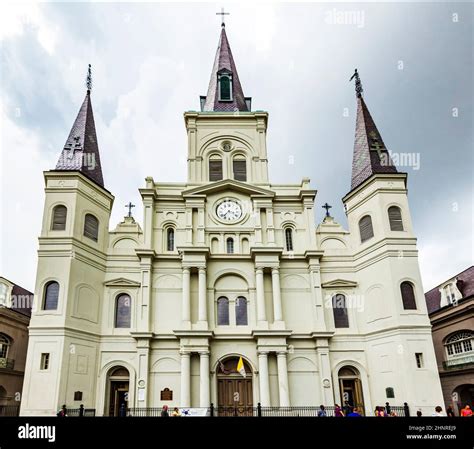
[{"left": 216, "top": 200, "right": 242, "bottom": 222}]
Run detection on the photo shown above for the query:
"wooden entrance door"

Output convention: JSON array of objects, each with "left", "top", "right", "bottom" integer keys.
[
  {"left": 109, "top": 381, "right": 129, "bottom": 417},
  {"left": 218, "top": 378, "right": 253, "bottom": 416}
]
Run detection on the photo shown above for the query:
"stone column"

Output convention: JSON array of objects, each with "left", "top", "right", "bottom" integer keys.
[
  {"left": 180, "top": 352, "right": 191, "bottom": 408},
  {"left": 199, "top": 351, "right": 210, "bottom": 407},
  {"left": 271, "top": 268, "right": 283, "bottom": 322},
  {"left": 255, "top": 267, "right": 267, "bottom": 323},
  {"left": 277, "top": 351, "right": 290, "bottom": 406},
  {"left": 258, "top": 351, "right": 271, "bottom": 406},
  {"left": 198, "top": 267, "right": 207, "bottom": 324},
  {"left": 254, "top": 204, "right": 262, "bottom": 243},
  {"left": 182, "top": 267, "right": 191, "bottom": 325}
]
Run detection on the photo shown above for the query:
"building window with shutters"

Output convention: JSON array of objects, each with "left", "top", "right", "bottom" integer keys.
[
  {"left": 84, "top": 214, "right": 99, "bottom": 241},
  {"left": 209, "top": 157, "right": 223, "bottom": 181},
  {"left": 0, "top": 334, "right": 11, "bottom": 359},
  {"left": 219, "top": 74, "right": 232, "bottom": 101},
  {"left": 400, "top": 281, "right": 417, "bottom": 310},
  {"left": 388, "top": 206, "right": 404, "bottom": 231},
  {"left": 359, "top": 215, "right": 374, "bottom": 243},
  {"left": 332, "top": 293, "right": 349, "bottom": 328},
  {"left": 285, "top": 228, "right": 294, "bottom": 252},
  {"left": 217, "top": 297, "right": 229, "bottom": 325},
  {"left": 43, "top": 281, "right": 59, "bottom": 310},
  {"left": 233, "top": 157, "right": 247, "bottom": 181},
  {"left": 226, "top": 237, "right": 234, "bottom": 254},
  {"left": 166, "top": 228, "right": 175, "bottom": 251},
  {"left": 115, "top": 294, "right": 131, "bottom": 328},
  {"left": 445, "top": 331, "right": 473, "bottom": 358},
  {"left": 51, "top": 205, "right": 67, "bottom": 230},
  {"left": 235, "top": 297, "right": 248, "bottom": 325}
]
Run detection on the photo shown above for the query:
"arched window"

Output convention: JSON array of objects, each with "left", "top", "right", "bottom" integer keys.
[
  {"left": 0, "top": 334, "right": 11, "bottom": 359},
  {"left": 388, "top": 206, "right": 404, "bottom": 231},
  {"left": 43, "top": 281, "right": 59, "bottom": 310},
  {"left": 209, "top": 155, "right": 223, "bottom": 181},
  {"left": 359, "top": 215, "right": 374, "bottom": 243},
  {"left": 236, "top": 296, "right": 248, "bottom": 326},
  {"left": 445, "top": 331, "right": 473, "bottom": 358},
  {"left": 51, "top": 205, "right": 67, "bottom": 230},
  {"left": 400, "top": 281, "right": 417, "bottom": 310},
  {"left": 226, "top": 238, "right": 234, "bottom": 254},
  {"left": 167, "top": 228, "right": 175, "bottom": 251},
  {"left": 332, "top": 294, "right": 349, "bottom": 328},
  {"left": 219, "top": 75, "right": 232, "bottom": 101},
  {"left": 233, "top": 156, "right": 247, "bottom": 182},
  {"left": 217, "top": 297, "right": 229, "bottom": 325},
  {"left": 115, "top": 294, "right": 131, "bottom": 328},
  {"left": 84, "top": 214, "right": 99, "bottom": 241},
  {"left": 285, "top": 228, "right": 294, "bottom": 251}
]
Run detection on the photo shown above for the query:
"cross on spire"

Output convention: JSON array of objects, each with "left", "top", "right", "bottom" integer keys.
[
  {"left": 86, "top": 64, "right": 92, "bottom": 92},
  {"left": 216, "top": 7, "right": 229, "bottom": 26},
  {"left": 125, "top": 202, "right": 135, "bottom": 217},
  {"left": 322, "top": 203, "right": 332, "bottom": 217},
  {"left": 349, "top": 68, "right": 363, "bottom": 98}
]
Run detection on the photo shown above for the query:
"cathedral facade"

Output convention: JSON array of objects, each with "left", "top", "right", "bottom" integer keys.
[{"left": 21, "top": 24, "right": 444, "bottom": 416}]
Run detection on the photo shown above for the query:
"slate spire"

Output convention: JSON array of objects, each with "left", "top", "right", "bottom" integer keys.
[{"left": 55, "top": 65, "right": 105, "bottom": 187}]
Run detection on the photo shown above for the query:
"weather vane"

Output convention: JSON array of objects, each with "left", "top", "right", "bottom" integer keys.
[
  {"left": 349, "top": 68, "right": 363, "bottom": 98},
  {"left": 86, "top": 64, "right": 92, "bottom": 92},
  {"left": 216, "top": 7, "right": 230, "bottom": 26}
]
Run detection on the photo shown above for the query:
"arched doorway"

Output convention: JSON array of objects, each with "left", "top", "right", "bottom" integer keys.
[
  {"left": 106, "top": 366, "right": 129, "bottom": 417},
  {"left": 217, "top": 357, "right": 253, "bottom": 416},
  {"left": 338, "top": 366, "right": 365, "bottom": 415},
  {"left": 452, "top": 384, "right": 474, "bottom": 415}
]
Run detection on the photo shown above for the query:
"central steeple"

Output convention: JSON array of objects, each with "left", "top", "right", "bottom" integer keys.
[{"left": 200, "top": 24, "right": 251, "bottom": 112}]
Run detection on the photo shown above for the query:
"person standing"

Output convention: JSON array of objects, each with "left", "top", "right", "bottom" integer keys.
[
  {"left": 334, "top": 404, "right": 344, "bottom": 417},
  {"left": 432, "top": 406, "right": 445, "bottom": 416},
  {"left": 460, "top": 405, "right": 472, "bottom": 417},
  {"left": 171, "top": 407, "right": 181, "bottom": 417},
  {"left": 56, "top": 405, "right": 67, "bottom": 417},
  {"left": 347, "top": 407, "right": 362, "bottom": 417},
  {"left": 317, "top": 405, "right": 327, "bottom": 417},
  {"left": 446, "top": 406, "right": 455, "bottom": 417},
  {"left": 161, "top": 405, "right": 169, "bottom": 417}
]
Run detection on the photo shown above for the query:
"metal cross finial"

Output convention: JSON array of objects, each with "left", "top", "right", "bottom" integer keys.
[
  {"left": 86, "top": 64, "right": 92, "bottom": 92},
  {"left": 349, "top": 68, "right": 363, "bottom": 98},
  {"left": 216, "top": 7, "right": 230, "bottom": 26},
  {"left": 125, "top": 202, "right": 135, "bottom": 217},
  {"left": 322, "top": 202, "right": 332, "bottom": 218}
]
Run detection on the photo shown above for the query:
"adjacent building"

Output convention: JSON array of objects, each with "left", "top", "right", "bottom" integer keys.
[{"left": 425, "top": 266, "right": 474, "bottom": 415}]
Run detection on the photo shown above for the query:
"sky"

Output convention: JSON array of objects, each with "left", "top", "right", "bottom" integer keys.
[{"left": 0, "top": 1, "right": 472, "bottom": 293}]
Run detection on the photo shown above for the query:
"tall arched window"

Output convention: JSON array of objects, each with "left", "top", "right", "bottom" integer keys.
[
  {"left": 233, "top": 156, "right": 247, "bottom": 182},
  {"left": 0, "top": 334, "right": 11, "bottom": 359},
  {"left": 115, "top": 294, "right": 131, "bottom": 328},
  {"left": 332, "top": 294, "right": 349, "bottom": 328},
  {"left": 84, "top": 214, "right": 99, "bottom": 241},
  {"left": 285, "top": 228, "right": 294, "bottom": 251},
  {"left": 226, "top": 238, "right": 234, "bottom": 254},
  {"left": 359, "top": 215, "right": 374, "bottom": 243},
  {"left": 217, "top": 297, "right": 229, "bottom": 325},
  {"left": 167, "top": 228, "right": 175, "bottom": 251},
  {"left": 51, "top": 205, "right": 67, "bottom": 230},
  {"left": 235, "top": 296, "right": 248, "bottom": 326},
  {"left": 209, "top": 155, "right": 223, "bottom": 181},
  {"left": 43, "top": 281, "right": 59, "bottom": 310},
  {"left": 388, "top": 206, "right": 404, "bottom": 231},
  {"left": 219, "top": 75, "right": 232, "bottom": 101},
  {"left": 445, "top": 331, "right": 473, "bottom": 358},
  {"left": 400, "top": 281, "right": 417, "bottom": 310}
]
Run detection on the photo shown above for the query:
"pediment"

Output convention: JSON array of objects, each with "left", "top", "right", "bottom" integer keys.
[
  {"left": 321, "top": 279, "right": 358, "bottom": 289},
  {"left": 104, "top": 278, "right": 141, "bottom": 288},
  {"left": 182, "top": 179, "right": 274, "bottom": 198}
]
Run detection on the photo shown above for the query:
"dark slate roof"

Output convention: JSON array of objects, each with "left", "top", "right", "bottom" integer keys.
[
  {"left": 350, "top": 96, "right": 398, "bottom": 190},
  {"left": 55, "top": 91, "right": 104, "bottom": 187},
  {"left": 10, "top": 283, "right": 33, "bottom": 317},
  {"left": 425, "top": 266, "right": 474, "bottom": 314},
  {"left": 202, "top": 25, "right": 250, "bottom": 112}
]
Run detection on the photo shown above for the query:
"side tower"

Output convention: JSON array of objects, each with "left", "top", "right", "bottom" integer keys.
[
  {"left": 21, "top": 67, "right": 114, "bottom": 415},
  {"left": 341, "top": 71, "right": 443, "bottom": 412}
]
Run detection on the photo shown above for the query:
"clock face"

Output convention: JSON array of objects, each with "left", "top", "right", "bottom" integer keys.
[{"left": 216, "top": 200, "right": 242, "bottom": 222}]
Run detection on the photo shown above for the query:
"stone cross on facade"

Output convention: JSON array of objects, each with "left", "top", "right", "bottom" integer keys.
[
  {"left": 125, "top": 202, "right": 135, "bottom": 218},
  {"left": 322, "top": 203, "right": 332, "bottom": 217}
]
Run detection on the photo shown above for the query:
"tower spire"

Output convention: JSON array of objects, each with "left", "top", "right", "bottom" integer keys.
[
  {"left": 350, "top": 71, "right": 397, "bottom": 190},
  {"left": 200, "top": 23, "right": 251, "bottom": 112},
  {"left": 54, "top": 65, "right": 105, "bottom": 187}
]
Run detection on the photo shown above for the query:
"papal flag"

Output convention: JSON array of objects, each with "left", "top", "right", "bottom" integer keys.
[{"left": 237, "top": 357, "right": 246, "bottom": 378}]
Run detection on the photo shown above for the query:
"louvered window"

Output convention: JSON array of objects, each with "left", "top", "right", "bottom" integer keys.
[
  {"left": 217, "top": 297, "right": 229, "bottom": 325},
  {"left": 43, "top": 281, "right": 59, "bottom": 310},
  {"left": 285, "top": 228, "right": 294, "bottom": 251},
  {"left": 52, "top": 205, "right": 67, "bottom": 230},
  {"left": 332, "top": 294, "right": 349, "bottom": 328},
  {"left": 220, "top": 76, "right": 231, "bottom": 101},
  {"left": 400, "top": 281, "right": 417, "bottom": 310},
  {"left": 209, "top": 160, "right": 223, "bottom": 181},
  {"left": 236, "top": 297, "right": 248, "bottom": 325},
  {"left": 388, "top": 206, "right": 404, "bottom": 231},
  {"left": 233, "top": 159, "right": 247, "bottom": 181},
  {"left": 359, "top": 215, "right": 374, "bottom": 243},
  {"left": 84, "top": 214, "right": 99, "bottom": 241}
]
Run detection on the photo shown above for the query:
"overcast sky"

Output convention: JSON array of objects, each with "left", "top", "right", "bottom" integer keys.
[{"left": 0, "top": 1, "right": 472, "bottom": 293}]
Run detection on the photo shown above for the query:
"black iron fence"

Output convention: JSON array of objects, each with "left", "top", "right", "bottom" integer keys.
[
  {"left": 0, "top": 405, "right": 20, "bottom": 416},
  {"left": 60, "top": 405, "right": 96, "bottom": 417}
]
